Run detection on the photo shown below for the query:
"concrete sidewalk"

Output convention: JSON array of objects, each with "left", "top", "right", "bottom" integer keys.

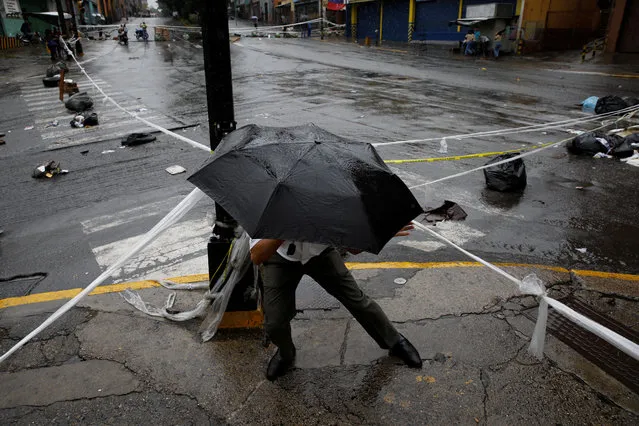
[{"left": 1, "top": 263, "right": 638, "bottom": 424}]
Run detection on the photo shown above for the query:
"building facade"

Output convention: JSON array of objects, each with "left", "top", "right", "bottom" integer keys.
[{"left": 345, "top": 0, "right": 631, "bottom": 53}]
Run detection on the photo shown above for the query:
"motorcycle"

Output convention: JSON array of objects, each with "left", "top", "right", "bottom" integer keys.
[{"left": 135, "top": 27, "right": 148, "bottom": 42}]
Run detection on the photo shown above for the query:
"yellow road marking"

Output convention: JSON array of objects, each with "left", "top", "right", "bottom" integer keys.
[
  {"left": 384, "top": 141, "right": 557, "bottom": 165},
  {"left": 1, "top": 263, "right": 636, "bottom": 310}
]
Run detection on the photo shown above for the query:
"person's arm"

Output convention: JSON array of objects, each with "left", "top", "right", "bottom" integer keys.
[{"left": 250, "top": 239, "right": 285, "bottom": 265}]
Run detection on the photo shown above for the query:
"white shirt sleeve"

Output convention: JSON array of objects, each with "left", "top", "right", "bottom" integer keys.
[{"left": 249, "top": 238, "right": 262, "bottom": 250}]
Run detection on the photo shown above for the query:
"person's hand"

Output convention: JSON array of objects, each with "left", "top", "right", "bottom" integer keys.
[{"left": 394, "top": 224, "right": 414, "bottom": 237}]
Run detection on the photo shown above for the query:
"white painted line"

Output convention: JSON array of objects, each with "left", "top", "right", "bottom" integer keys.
[
  {"left": 45, "top": 121, "right": 181, "bottom": 148},
  {"left": 28, "top": 100, "right": 143, "bottom": 113},
  {"left": 81, "top": 196, "right": 184, "bottom": 234},
  {"left": 26, "top": 92, "right": 125, "bottom": 106},
  {"left": 91, "top": 218, "right": 210, "bottom": 281},
  {"left": 40, "top": 115, "right": 166, "bottom": 139},
  {"left": 34, "top": 107, "right": 153, "bottom": 125},
  {"left": 398, "top": 222, "right": 485, "bottom": 253}
]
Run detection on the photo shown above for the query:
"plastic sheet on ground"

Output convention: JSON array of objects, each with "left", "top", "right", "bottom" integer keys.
[{"left": 121, "top": 232, "right": 255, "bottom": 342}]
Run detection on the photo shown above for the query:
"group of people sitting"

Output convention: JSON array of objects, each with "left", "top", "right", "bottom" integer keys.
[{"left": 462, "top": 28, "right": 504, "bottom": 59}]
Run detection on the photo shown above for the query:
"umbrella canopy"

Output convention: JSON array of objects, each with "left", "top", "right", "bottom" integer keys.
[{"left": 188, "top": 124, "right": 423, "bottom": 254}]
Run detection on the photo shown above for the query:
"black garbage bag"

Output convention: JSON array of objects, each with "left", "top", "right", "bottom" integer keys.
[
  {"left": 612, "top": 133, "right": 639, "bottom": 158},
  {"left": 65, "top": 92, "right": 94, "bottom": 112},
  {"left": 83, "top": 112, "right": 99, "bottom": 126},
  {"left": 567, "top": 133, "right": 611, "bottom": 155},
  {"left": 423, "top": 200, "right": 467, "bottom": 223},
  {"left": 121, "top": 133, "right": 157, "bottom": 146},
  {"left": 42, "top": 75, "right": 60, "bottom": 87},
  {"left": 623, "top": 96, "right": 639, "bottom": 107},
  {"left": 595, "top": 96, "right": 628, "bottom": 114},
  {"left": 483, "top": 153, "right": 527, "bottom": 192}
]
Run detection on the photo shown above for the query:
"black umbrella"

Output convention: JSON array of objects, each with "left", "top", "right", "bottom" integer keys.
[{"left": 188, "top": 124, "right": 422, "bottom": 254}]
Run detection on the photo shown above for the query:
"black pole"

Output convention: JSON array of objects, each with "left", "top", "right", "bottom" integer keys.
[
  {"left": 55, "top": 0, "right": 68, "bottom": 37},
  {"left": 200, "top": 0, "right": 243, "bottom": 292},
  {"left": 320, "top": 1, "right": 324, "bottom": 40},
  {"left": 201, "top": 1, "right": 237, "bottom": 151},
  {"left": 65, "top": 0, "right": 78, "bottom": 37}
]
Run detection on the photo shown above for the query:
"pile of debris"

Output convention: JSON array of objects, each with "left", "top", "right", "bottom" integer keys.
[{"left": 581, "top": 95, "right": 639, "bottom": 114}]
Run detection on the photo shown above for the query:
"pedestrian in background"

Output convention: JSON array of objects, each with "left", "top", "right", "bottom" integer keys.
[
  {"left": 464, "top": 30, "right": 475, "bottom": 56},
  {"left": 494, "top": 30, "right": 504, "bottom": 59}
]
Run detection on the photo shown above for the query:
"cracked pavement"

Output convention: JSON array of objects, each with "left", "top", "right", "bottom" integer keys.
[{"left": 1, "top": 265, "right": 638, "bottom": 424}]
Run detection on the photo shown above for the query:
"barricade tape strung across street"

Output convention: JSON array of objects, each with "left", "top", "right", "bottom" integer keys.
[
  {"left": 408, "top": 109, "right": 638, "bottom": 189},
  {"left": 155, "top": 17, "right": 340, "bottom": 34},
  {"left": 0, "top": 188, "right": 207, "bottom": 364},
  {"left": 373, "top": 104, "right": 639, "bottom": 148},
  {"left": 58, "top": 37, "right": 211, "bottom": 154},
  {"left": 410, "top": 221, "right": 639, "bottom": 361},
  {"left": 384, "top": 141, "right": 557, "bottom": 164}
]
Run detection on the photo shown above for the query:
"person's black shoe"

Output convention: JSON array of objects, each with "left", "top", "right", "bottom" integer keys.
[
  {"left": 390, "top": 335, "right": 422, "bottom": 368},
  {"left": 266, "top": 348, "right": 295, "bottom": 381}
]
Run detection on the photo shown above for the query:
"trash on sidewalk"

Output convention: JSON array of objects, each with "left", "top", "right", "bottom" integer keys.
[
  {"left": 24, "top": 125, "right": 34, "bottom": 130},
  {"left": 45, "top": 61, "right": 69, "bottom": 77},
  {"left": 63, "top": 80, "right": 80, "bottom": 96},
  {"left": 593, "top": 152, "right": 613, "bottom": 159},
  {"left": 65, "top": 92, "right": 94, "bottom": 112},
  {"left": 45, "top": 120, "right": 59, "bottom": 128},
  {"left": 568, "top": 131, "right": 639, "bottom": 158},
  {"left": 393, "top": 277, "right": 407, "bottom": 285},
  {"left": 121, "top": 133, "right": 157, "bottom": 146},
  {"left": 32, "top": 161, "right": 68, "bottom": 179},
  {"left": 42, "top": 75, "right": 61, "bottom": 88},
  {"left": 567, "top": 134, "right": 611, "bottom": 155},
  {"left": 101, "top": 150, "right": 115, "bottom": 154},
  {"left": 166, "top": 165, "right": 186, "bottom": 175},
  {"left": 594, "top": 95, "right": 637, "bottom": 115},
  {"left": 135, "top": 108, "right": 148, "bottom": 112},
  {"left": 423, "top": 200, "right": 468, "bottom": 223},
  {"left": 576, "top": 247, "right": 588, "bottom": 254},
  {"left": 483, "top": 153, "right": 527, "bottom": 192},
  {"left": 439, "top": 138, "right": 448, "bottom": 154},
  {"left": 70, "top": 112, "right": 98, "bottom": 128},
  {"left": 581, "top": 96, "right": 598, "bottom": 113}
]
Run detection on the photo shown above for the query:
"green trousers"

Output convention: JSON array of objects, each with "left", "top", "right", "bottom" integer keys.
[{"left": 260, "top": 248, "right": 401, "bottom": 359}]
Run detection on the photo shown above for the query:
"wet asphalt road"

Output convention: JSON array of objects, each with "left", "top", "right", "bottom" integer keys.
[{"left": 1, "top": 17, "right": 639, "bottom": 295}]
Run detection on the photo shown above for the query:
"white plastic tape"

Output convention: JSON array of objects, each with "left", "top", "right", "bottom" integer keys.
[
  {"left": 374, "top": 104, "right": 639, "bottom": 148},
  {"left": 59, "top": 37, "right": 210, "bottom": 153},
  {"left": 0, "top": 188, "right": 206, "bottom": 364},
  {"left": 411, "top": 220, "right": 639, "bottom": 362}
]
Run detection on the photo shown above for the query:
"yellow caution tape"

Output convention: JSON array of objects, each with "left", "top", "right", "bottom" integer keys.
[{"left": 384, "top": 141, "right": 558, "bottom": 164}]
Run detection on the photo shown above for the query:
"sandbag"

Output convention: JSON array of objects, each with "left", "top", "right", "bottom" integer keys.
[
  {"left": 121, "top": 133, "right": 157, "bottom": 146},
  {"left": 42, "top": 75, "right": 60, "bottom": 87},
  {"left": 567, "top": 134, "right": 610, "bottom": 155},
  {"left": 483, "top": 153, "right": 527, "bottom": 192},
  {"left": 595, "top": 96, "right": 628, "bottom": 114},
  {"left": 64, "top": 92, "right": 94, "bottom": 112}
]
